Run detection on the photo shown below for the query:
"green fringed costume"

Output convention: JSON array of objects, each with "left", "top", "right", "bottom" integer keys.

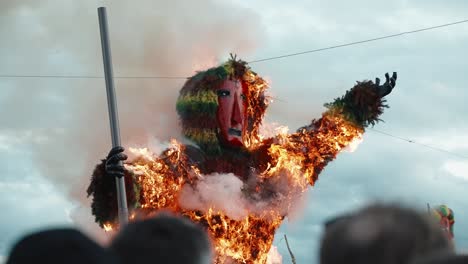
[{"left": 87, "top": 56, "right": 396, "bottom": 263}]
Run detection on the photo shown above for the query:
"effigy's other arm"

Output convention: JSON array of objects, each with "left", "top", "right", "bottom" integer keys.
[
  {"left": 87, "top": 144, "right": 195, "bottom": 228},
  {"left": 86, "top": 158, "right": 137, "bottom": 228},
  {"left": 288, "top": 72, "right": 397, "bottom": 185}
]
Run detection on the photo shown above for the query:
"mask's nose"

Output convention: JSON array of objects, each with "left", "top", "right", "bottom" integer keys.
[{"left": 231, "top": 94, "right": 242, "bottom": 125}]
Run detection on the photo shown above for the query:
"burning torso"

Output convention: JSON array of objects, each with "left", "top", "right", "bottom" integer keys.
[{"left": 116, "top": 115, "right": 361, "bottom": 263}]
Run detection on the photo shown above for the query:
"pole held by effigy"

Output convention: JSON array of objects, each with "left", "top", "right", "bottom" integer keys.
[{"left": 98, "top": 6, "right": 129, "bottom": 226}]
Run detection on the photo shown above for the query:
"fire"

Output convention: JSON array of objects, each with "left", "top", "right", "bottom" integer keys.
[
  {"left": 103, "top": 223, "right": 114, "bottom": 232},
  {"left": 184, "top": 209, "right": 283, "bottom": 264},
  {"left": 125, "top": 143, "right": 285, "bottom": 263},
  {"left": 103, "top": 213, "right": 136, "bottom": 233},
  {"left": 116, "top": 114, "right": 363, "bottom": 263},
  {"left": 88, "top": 58, "right": 380, "bottom": 263}
]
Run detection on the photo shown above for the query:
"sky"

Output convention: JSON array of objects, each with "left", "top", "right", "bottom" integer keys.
[{"left": 1, "top": 0, "right": 468, "bottom": 263}]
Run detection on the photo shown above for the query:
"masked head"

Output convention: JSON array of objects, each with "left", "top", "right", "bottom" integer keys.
[
  {"left": 432, "top": 205, "right": 455, "bottom": 240},
  {"left": 216, "top": 79, "right": 246, "bottom": 147},
  {"left": 176, "top": 57, "right": 269, "bottom": 155}
]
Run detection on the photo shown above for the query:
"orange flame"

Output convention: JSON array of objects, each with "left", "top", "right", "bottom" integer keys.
[
  {"left": 119, "top": 113, "right": 363, "bottom": 263},
  {"left": 107, "top": 69, "right": 367, "bottom": 263},
  {"left": 103, "top": 223, "right": 114, "bottom": 232}
]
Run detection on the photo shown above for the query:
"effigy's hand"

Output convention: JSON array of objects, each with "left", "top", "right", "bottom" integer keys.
[
  {"left": 105, "top": 146, "right": 127, "bottom": 178},
  {"left": 375, "top": 72, "right": 397, "bottom": 97}
]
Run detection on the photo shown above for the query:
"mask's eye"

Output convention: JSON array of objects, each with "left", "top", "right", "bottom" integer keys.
[
  {"left": 240, "top": 94, "right": 246, "bottom": 101},
  {"left": 217, "top": 90, "right": 230, "bottom": 97}
]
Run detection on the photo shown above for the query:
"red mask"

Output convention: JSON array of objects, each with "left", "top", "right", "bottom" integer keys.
[
  {"left": 439, "top": 217, "right": 454, "bottom": 239},
  {"left": 216, "top": 79, "right": 246, "bottom": 147}
]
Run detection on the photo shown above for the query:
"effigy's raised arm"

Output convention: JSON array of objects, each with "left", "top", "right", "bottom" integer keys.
[{"left": 286, "top": 72, "right": 397, "bottom": 185}]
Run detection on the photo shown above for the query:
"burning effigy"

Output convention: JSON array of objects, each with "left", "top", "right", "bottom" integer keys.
[
  {"left": 431, "top": 204, "right": 455, "bottom": 240},
  {"left": 87, "top": 56, "right": 397, "bottom": 263}
]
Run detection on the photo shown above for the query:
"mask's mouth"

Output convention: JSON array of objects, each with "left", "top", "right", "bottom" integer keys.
[{"left": 228, "top": 128, "right": 242, "bottom": 137}]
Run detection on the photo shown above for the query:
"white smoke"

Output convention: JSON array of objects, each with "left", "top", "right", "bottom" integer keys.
[
  {"left": 179, "top": 169, "right": 309, "bottom": 221},
  {"left": 343, "top": 134, "right": 364, "bottom": 153},
  {"left": 68, "top": 205, "right": 114, "bottom": 245},
  {"left": 266, "top": 246, "right": 283, "bottom": 264},
  {"left": 0, "top": 0, "right": 265, "bottom": 241},
  {"left": 179, "top": 173, "right": 248, "bottom": 220}
]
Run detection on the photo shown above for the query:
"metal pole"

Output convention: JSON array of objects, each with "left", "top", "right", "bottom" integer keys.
[
  {"left": 98, "top": 7, "right": 129, "bottom": 226},
  {"left": 284, "top": 234, "right": 296, "bottom": 264}
]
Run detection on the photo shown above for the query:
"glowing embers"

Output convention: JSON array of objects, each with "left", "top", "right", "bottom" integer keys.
[
  {"left": 185, "top": 209, "right": 282, "bottom": 264},
  {"left": 127, "top": 140, "right": 186, "bottom": 211},
  {"left": 242, "top": 71, "right": 270, "bottom": 150},
  {"left": 103, "top": 223, "right": 113, "bottom": 232},
  {"left": 103, "top": 115, "right": 363, "bottom": 263}
]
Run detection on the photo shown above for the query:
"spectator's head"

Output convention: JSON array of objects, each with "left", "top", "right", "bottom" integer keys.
[
  {"left": 6, "top": 228, "right": 117, "bottom": 264},
  {"left": 412, "top": 253, "right": 468, "bottom": 264},
  {"left": 110, "top": 212, "right": 212, "bottom": 264},
  {"left": 320, "top": 204, "right": 453, "bottom": 264}
]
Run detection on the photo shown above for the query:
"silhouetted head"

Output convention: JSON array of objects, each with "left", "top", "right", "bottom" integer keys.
[
  {"left": 6, "top": 228, "right": 117, "bottom": 264},
  {"left": 110, "top": 213, "right": 212, "bottom": 264},
  {"left": 411, "top": 253, "right": 468, "bottom": 264},
  {"left": 320, "top": 204, "right": 453, "bottom": 264}
]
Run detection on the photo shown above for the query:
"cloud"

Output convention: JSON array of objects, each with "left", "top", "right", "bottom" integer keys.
[
  {"left": 0, "top": 178, "right": 73, "bottom": 255},
  {"left": 0, "top": 0, "right": 266, "bottom": 252},
  {"left": 416, "top": 130, "right": 468, "bottom": 153},
  {"left": 0, "top": 130, "right": 51, "bottom": 151},
  {"left": 0, "top": 0, "right": 265, "bottom": 199},
  {"left": 442, "top": 160, "right": 468, "bottom": 181}
]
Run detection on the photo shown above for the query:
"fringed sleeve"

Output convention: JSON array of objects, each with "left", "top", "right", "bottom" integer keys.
[
  {"left": 86, "top": 144, "right": 198, "bottom": 228},
  {"left": 287, "top": 80, "right": 388, "bottom": 185},
  {"left": 86, "top": 160, "right": 137, "bottom": 228}
]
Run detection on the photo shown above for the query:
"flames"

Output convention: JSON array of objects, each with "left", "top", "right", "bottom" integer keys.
[
  {"left": 243, "top": 70, "right": 270, "bottom": 150},
  {"left": 185, "top": 209, "right": 283, "bottom": 264},
  {"left": 103, "top": 223, "right": 113, "bottom": 232},
  {"left": 91, "top": 56, "right": 371, "bottom": 263},
  {"left": 123, "top": 141, "right": 284, "bottom": 263},
  {"left": 100, "top": 115, "right": 363, "bottom": 263}
]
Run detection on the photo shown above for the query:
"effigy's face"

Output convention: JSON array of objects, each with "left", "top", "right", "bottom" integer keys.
[
  {"left": 216, "top": 79, "right": 246, "bottom": 147},
  {"left": 439, "top": 217, "right": 453, "bottom": 239}
]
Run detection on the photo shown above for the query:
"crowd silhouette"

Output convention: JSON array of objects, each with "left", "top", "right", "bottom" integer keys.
[{"left": 5, "top": 203, "right": 466, "bottom": 264}]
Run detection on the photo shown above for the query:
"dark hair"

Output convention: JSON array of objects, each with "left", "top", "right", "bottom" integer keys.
[
  {"left": 6, "top": 228, "right": 117, "bottom": 264},
  {"left": 411, "top": 253, "right": 468, "bottom": 264},
  {"left": 320, "top": 204, "right": 453, "bottom": 264},
  {"left": 324, "top": 214, "right": 352, "bottom": 229},
  {"left": 110, "top": 213, "right": 212, "bottom": 264}
]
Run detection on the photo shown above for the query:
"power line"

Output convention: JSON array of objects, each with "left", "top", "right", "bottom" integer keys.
[
  {"left": 248, "top": 19, "right": 468, "bottom": 63},
  {"left": 369, "top": 128, "right": 468, "bottom": 159},
  {"left": 1, "top": 18, "right": 467, "bottom": 79},
  {"left": 0, "top": 75, "right": 188, "bottom": 79},
  {"left": 1, "top": 18, "right": 467, "bottom": 160}
]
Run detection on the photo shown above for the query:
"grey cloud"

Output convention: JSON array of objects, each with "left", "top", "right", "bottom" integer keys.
[
  {"left": 0, "top": 178, "right": 73, "bottom": 255},
  {"left": 279, "top": 132, "right": 468, "bottom": 263},
  {"left": 0, "top": 0, "right": 266, "bottom": 256},
  {"left": 0, "top": 0, "right": 266, "bottom": 200}
]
